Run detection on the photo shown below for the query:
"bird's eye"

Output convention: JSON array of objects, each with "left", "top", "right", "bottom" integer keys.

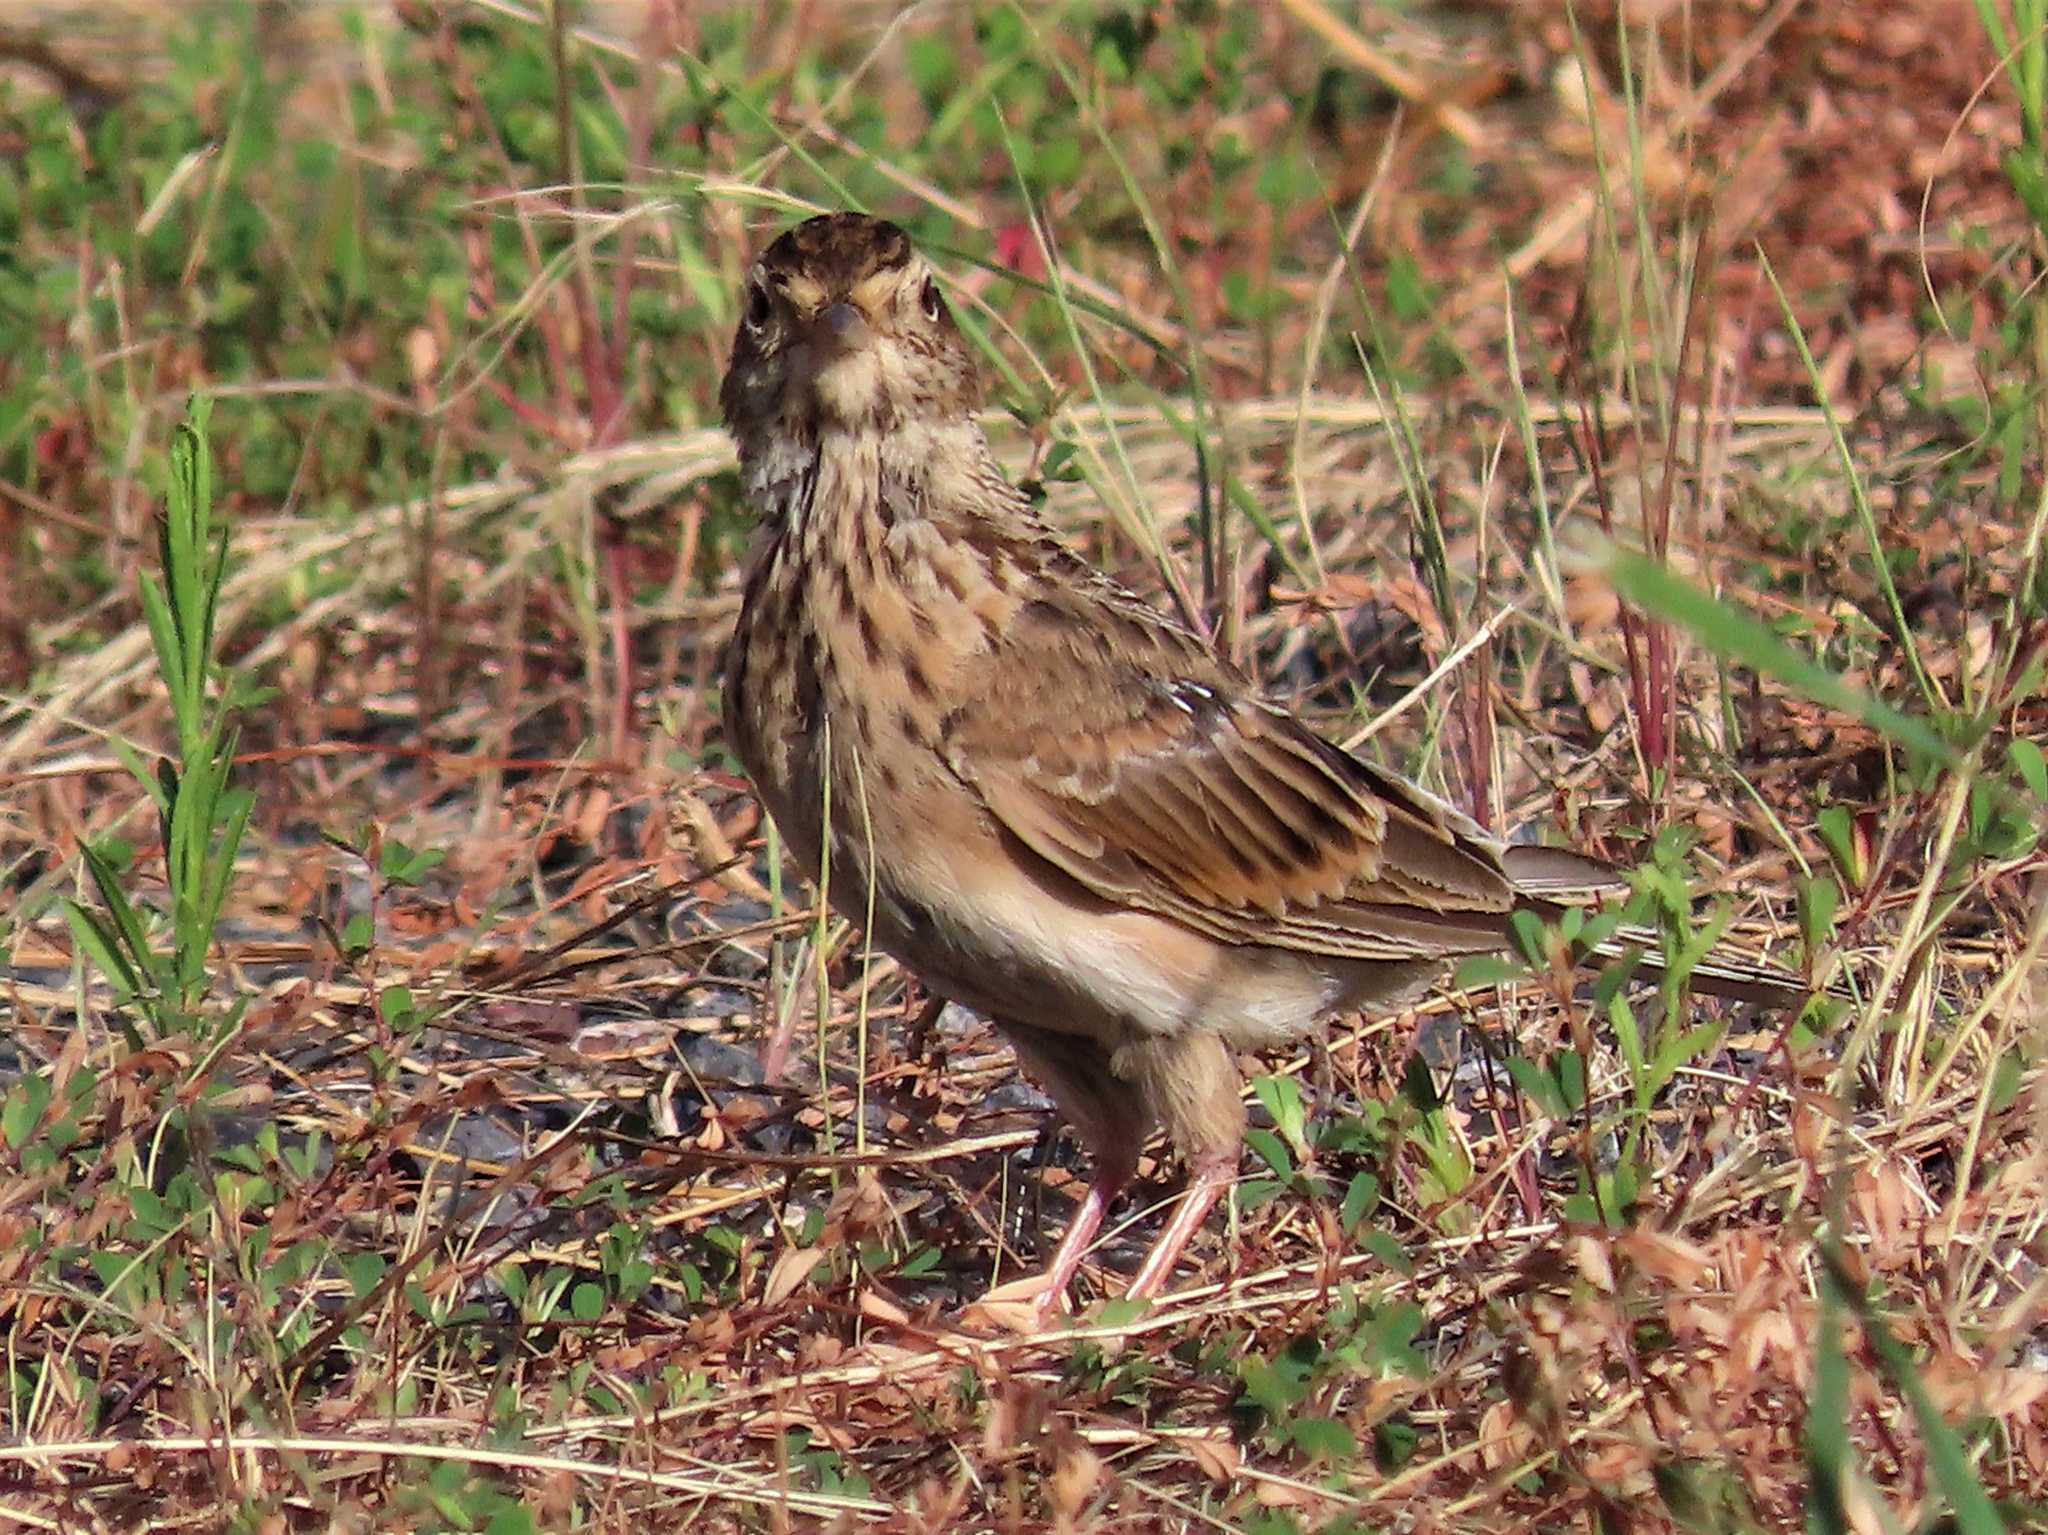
[
  {"left": 920, "top": 278, "right": 944, "bottom": 323},
  {"left": 743, "top": 284, "right": 772, "bottom": 332}
]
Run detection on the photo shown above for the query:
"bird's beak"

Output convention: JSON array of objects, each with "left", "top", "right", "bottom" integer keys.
[{"left": 809, "top": 301, "right": 872, "bottom": 352}]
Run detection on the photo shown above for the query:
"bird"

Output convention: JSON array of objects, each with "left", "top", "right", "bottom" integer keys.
[{"left": 717, "top": 210, "right": 1806, "bottom": 1319}]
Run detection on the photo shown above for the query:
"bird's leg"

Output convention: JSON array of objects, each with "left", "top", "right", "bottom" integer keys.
[
  {"left": 999, "top": 1021, "right": 1151, "bottom": 1323},
  {"left": 1118, "top": 1030, "right": 1248, "bottom": 1303},
  {"left": 1030, "top": 1141, "right": 1138, "bottom": 1325},
  {"left": 1124, "top": 1144, "right": 1237, "bottom": 1301}
]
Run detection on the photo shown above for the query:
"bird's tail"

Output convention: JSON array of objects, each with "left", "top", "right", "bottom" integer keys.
[
  {"left": 1594, "top": 926, "right": 1815, "bottom": 1007},
  {"left": 1499, "top": 843, "right": 1816, "bottom": 1008}
]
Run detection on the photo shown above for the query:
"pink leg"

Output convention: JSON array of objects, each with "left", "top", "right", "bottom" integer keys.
[
  {"left": 1124, "top": 1148, "right": 1237, "bottom": 1301},
  {"left": 1031, "top": 1149, "right": 1137, "bottom": 1324}
]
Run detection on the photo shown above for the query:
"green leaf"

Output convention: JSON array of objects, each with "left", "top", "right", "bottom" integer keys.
[
  {"left": 88, "top": 1250, "right": 150, "bottom": 1302},
  {"left": 379, "top": 986, "right": 416, "bottom": 1027},
  {"left": 2, "top": 1073, "right": 51, "bottom": 1150},
  {"left": 1990, "top": 1050, "right": 2024, "bottom": 1114},
  {"left": 1366, "top": 1301, "right": 1427, "bottom": 1376},
  {"left": 1801, "top": 876, "right": 1841, "bottom": 956},
  {"left": 380, "top": 839, "right": 447, "bottom": 885},
  {"left": 1243, "top": 1127, "right": 1294, "bottom": 1181},
  {"left": 138, "top": 576, "right": 189, "bottom": 718},
  {"left": 1030, "top": 136, "right": 1082, "bottom": 185},
  {"left": 342, "top": 1251, "right": 386, "bottom": 1299},
  {"left": 341, "top": 913, "right": 373, "bottom": 956},
  {"left": 1079, "top": 1298, "right": 1142, "bottom": 1331},
  {"left": 1816, "top": 806, "right": 1862, "bottom": 889},
  {"left": 1399, "top": 1052, "right": 1441, "bottom": 1113},
  {"left": 127, "top": 1185, "right": 177, "bottom": 1237},
  {"left": 1286, "top": 1416, "right": 1355, "bottom": 1462},
  {"left": 79, "top": 842, "right": 159, "bottom": 1003},
  {"left": 1359, "top": 1229, "right": 1411, "bottom": 1274},
  {"left": 2009, "top": 737, "right": 2048, "bottom": 801},
  {"left": 483, "top": 1506, "right": 539, "bottom": 1535},
  {"left": 1374, "top": 1413, "right": 1421, "bottom": 1469},
  {"left": 109, "top": 739, "right": 170, "bottom": 819},
  {"left": 1454, "top": 953, "right": 1529, "bottom": 991},
  {"left": 195, "top": 783, "right": 256, "bottom": 957},
  {"left": 1505, "top": 1055, "right": 1566, "bottom": 1118},
  {"left": 1555, "top": 1050, "right": 1587, "bottom": 1112},
  {"left": 1649, "top": 1021, "right": 1727, "bottom": 1098},
  {"left": 1609, "top": 985, "right": 1647, "bottom": 1089},
  {"left": 1340, "top": 1171, "right": 1380, "bottom": 1233},
  {"left": 1505, "top": 908, "right": 1549, "bottom": 969},
  {"left": 1385, "top": 249, "right": 1433, "bottom": 323},
  {"left": 64, "top": 901, "right": 141, "bottom": 1001},
  {"left": 1039, "top": 439, "right": 1084, "bottom": 482},
  {"left": 905, "top": 33, "right": 955, "bottom": 100},
  {"left": 1562, "top": 1191, "right": 1602, "bottom": 1225},
  {"left": 1238, "top": 1348, "right": 1313, "bottom": 1419},
  {"left": 1251, "top": 1073, "right": 1308, "bottom": 1153}
]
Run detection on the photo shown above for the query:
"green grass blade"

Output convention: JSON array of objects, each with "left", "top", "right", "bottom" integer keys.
[
  {"left": 137, "top": 578, "right": 189, "bottom": 726},
  {"left": 1756, "top": 250, "right": 1946, "bottom": 719},
  {"left": 63, "top": 901, "right": 141, "bottom": 1002},
  {"left": 1599, "top": 547, "right": 1952, "bottom": 764},
  {"left": 1825, "top": 1251, "right": 2008, "bottom": 1535},
  {"left": 80, "top": 842, "right": 155, "bottom": 989},
  {"left": 1804, "top": 1284, "right": 1853, "bottom": 1535}
]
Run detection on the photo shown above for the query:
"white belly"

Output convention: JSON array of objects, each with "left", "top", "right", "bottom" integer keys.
[{"left": 862, "top": 825, "right": 1344, "bottom": 1050}]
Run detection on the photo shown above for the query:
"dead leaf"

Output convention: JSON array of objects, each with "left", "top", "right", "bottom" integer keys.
[
  {"left": 1184, "top": 1434, "right": 1240, "bottom": 1483},
  {"left": 763, "top": 1244, "right": 822, "bottom": 1308},
  {"left": 1617, "top": 1228, "right": 1714, "bottom": 1287},
  {"left": 859, "top": 1289, "right": 911, "bottom": 1327}
]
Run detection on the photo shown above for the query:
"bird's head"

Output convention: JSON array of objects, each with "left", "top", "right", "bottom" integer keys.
[{"left": 719, "top": 212, "right": 980, "bottom": 464}]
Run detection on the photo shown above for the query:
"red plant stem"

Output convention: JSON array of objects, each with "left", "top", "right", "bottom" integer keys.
[{"left": 1569, "top": 373, "right": 1655, "bottom": 776}]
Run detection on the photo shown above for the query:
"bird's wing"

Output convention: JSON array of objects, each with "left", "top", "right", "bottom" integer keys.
[{"left": 941, "top": 586, "right": 1541, "bottom": 962}]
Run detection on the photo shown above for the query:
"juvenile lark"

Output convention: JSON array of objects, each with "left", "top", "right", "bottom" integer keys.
[{"left": 720, "top": 212, "right": 1800, "bottom": 1315}]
